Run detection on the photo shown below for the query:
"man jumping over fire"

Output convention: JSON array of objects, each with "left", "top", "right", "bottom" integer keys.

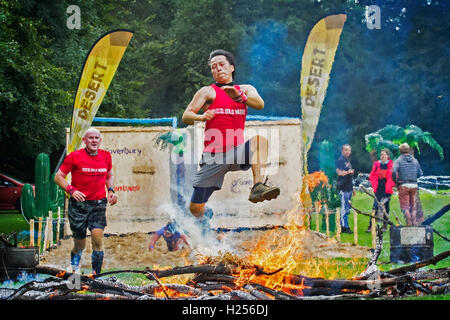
[{"left": 182, "top": 49, "right": 280, "bottom": 235}]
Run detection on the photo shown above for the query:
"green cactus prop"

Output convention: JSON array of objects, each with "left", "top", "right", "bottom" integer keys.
[
  {"left": 21, "top": 184, "right": 37, "bottom": 221},
  {"left": 20, "top": 153, "right": 64, "bottom": 221},
  {"left": 35, "top": 153, "right": 51, "bottom": 216}
]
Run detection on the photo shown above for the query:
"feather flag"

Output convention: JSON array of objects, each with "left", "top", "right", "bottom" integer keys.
[
  {"left": 299, "top": 15, "right": 346, "bottom": 207},
  {"left": 68, "top": 29, "right": 133, "bottom": 153}
]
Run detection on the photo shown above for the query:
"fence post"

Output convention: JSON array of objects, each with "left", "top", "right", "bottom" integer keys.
[
  {"left": 37, "top": 217, "right": 43, "bottom": 253},
  {"left": 353, "top": 209, "right": 358, "bottom": 245},
  {"left": 336, "top": 208, "right": 341, "bottom": 242},
  {"left": 43, "top": 217, "right": 49, "bottom": 252},
  {"left": 371, "top": 209, "right": 377, "bottom": 248},
  {"left": 314, "top": 202, "right": 320, "bottom": 232},
  {"left": 306, "top": 210, "right": 311, "bottom": 229},
  {"left": 56, "top": 208, "right": 61, "bottom": 244},
  {"left": 29, "top": 219, "right": 34, "bottom": 247},
  {"left": 324, "top": 204, "right": 330, "bottom": 238},
  {"left": 48, "top": 211, "right": 53, "bottom": 248}
]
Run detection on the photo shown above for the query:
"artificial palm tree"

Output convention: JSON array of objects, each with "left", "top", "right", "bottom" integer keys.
[
  {"left": 365, "top": 124, "right": 444, "bottom": 225},
  {"left": 365, "top": 124, "right": 444, "bottom": 162}
]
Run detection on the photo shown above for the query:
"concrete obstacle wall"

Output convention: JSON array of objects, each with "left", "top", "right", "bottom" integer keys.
[{"left": 65, "top": 119, "right": 303, "bottom": 234}]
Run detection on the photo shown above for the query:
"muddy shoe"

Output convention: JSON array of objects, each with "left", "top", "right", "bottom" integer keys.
[{"left": 248, "top": 179, "right": 280, "bottom": 203}]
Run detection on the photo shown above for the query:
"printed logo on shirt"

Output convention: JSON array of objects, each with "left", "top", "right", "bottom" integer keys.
[
  {"left": 213, "top": 107, "right": 246, "bottom": 115},
  {"left": 81, "top": 167, "right": 107, "bottom": 173}
]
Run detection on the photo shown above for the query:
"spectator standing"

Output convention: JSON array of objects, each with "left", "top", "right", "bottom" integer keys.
[
  {"left": 392, "top": 143, "right": 423, "bottom": 225},
  {"left": 335, "top": 144, "right": 355, "bottom": 234},
  {"left": 368, "top": 149, "right": 395, "bottom": 232}
]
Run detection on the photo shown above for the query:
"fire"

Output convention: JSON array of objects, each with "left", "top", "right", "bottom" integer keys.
[
  {"left": 206, "top": 207, "right": 367, "bottom": 296},
  {"left": 225, "top": 211, "right": 315, "bottom": 294},
  {"left": 153, "top": 286, "right": 191, "bottom": 298}
]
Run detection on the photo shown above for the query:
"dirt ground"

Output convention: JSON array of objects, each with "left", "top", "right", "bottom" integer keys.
[{"left": 40, "top": 228, "right": 371, "bottom": 271}]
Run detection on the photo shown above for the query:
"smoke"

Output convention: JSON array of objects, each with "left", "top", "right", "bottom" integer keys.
[
  {"left": 157, "top": 151, "right": 243, "bottom": 258},
  {"left": 155, "top": 200, "right": 242, "bottom": 258},
  {"left": 236, "top": 20, "right": 301, "bottom": 117}
]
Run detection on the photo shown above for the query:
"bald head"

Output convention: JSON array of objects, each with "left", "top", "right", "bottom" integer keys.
[{"left": 84, "top": 127, "right": 101, "bottom": 138}]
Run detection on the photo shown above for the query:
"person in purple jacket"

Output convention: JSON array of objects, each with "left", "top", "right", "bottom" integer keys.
[{"left": 148, "top": 222, "right": 190, "bottom": 251}]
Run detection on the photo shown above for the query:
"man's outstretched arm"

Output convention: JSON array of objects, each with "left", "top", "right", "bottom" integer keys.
[{"left": 182, "top": 86, "right": 215, "bottom": 125}]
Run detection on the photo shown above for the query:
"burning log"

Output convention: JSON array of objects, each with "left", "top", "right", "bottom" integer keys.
[
  {"left": 32, "top": 265, "right": 148, "bottom": 299},
  {"left": 4, "top": 248, "right": 449, "bottom": 301},
  {"left": 356, "top": 225, "right": 384, "bottom": 280},
  {"left": 144, "top": 264, "right": 234, "bottom": 279},
  {"left": 421, "top": 204, "right": 450, "bottom": 226},
  {"left": 387, "top": 250, "right": 450, "bottom": 275},
  {"left": 242, "top": 284, "right": 275, "bottom": 300}
]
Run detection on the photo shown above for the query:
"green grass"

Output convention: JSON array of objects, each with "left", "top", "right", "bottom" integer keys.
[
  {"left": 0, "top": 210, "right": 29, "bottom": 237},
  {"left": 309, "top": 190, "right": 450, "bottom": 269}
]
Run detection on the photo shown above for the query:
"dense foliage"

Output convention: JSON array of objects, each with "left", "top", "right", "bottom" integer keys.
[{"left": 1, "top": 0, "right": 448, "bottom": 181}]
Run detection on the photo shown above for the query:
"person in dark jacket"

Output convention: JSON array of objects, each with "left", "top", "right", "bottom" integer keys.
[
  {"left": 368, "top": 149, "right": 395, "bottom": 231},
  {"left": 335, "top": 144, "right": 355, "bottom": 233},
  {"left": 392, "top": 143, "right": 423, "bottom": 225}
]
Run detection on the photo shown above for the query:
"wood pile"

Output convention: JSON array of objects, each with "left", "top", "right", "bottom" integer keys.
[{"left": 2, "top": 248, "right": 448, "bottom": 300}]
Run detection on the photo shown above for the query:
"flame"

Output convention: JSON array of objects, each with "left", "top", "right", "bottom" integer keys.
[
  {"left": 56, "top": 271, "right": 66, "bottom": 278},
  {"left": 153, "top": 286, "right": 191, "bottom": 298},
  {"left": 216, "top": 207, "right": 367, "bottom": 296},
  {"left": 228, "top": 211, "right": 314, "bottom": 294}
]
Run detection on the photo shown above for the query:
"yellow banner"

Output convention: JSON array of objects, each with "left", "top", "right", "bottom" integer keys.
[
  {"left": 68, "top": 30, "right": 133, "bottom": 153},
  {"left": 300, "top": 15, "right": 346, "bottom": 208}
]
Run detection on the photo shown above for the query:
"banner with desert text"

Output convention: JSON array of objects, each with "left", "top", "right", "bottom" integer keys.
[
  {"left": 300, "top": 15, "right": 346, "bottom": 207},
  {"left": 68, "top": 29, "right": 133, "bottom": 153}
]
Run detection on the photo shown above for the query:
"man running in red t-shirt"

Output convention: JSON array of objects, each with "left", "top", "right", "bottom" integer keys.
[
  {"left": 182, "top": 49, "right": 280, "bottom": 235},
  {"left": 55, "top": 127, "right": 117, "bottom": 275}
]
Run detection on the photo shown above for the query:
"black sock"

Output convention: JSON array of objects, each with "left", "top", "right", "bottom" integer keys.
[{"left": 91, "top": 250, "right": 104, "bottom": 274}]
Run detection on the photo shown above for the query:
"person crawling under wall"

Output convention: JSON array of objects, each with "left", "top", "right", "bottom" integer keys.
[{"left": 148, "top": 222, "right": 190, "bottom": 252}]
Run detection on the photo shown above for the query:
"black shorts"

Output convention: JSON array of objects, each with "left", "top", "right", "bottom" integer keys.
[
  {"left": 190, "top": 186, "right": 218, "bottom": 204},
  {"left": 68, "top": 198, "right": 107, "bottom": 239}
]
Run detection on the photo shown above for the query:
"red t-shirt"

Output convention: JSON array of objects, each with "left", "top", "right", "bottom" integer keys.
[
  {"left": 60, "top": 149, "right": 112, "bottom": 200},
  {"left": 204, "top": 84, "right": 247, "bottom": 153}
]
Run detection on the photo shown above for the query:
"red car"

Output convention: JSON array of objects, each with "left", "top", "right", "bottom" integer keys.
[{"left": 0, "top": 173, "right": 33, "bottom": 211}]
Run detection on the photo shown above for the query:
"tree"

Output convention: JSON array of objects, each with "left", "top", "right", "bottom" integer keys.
[{"left": 0, "top": 0, "right": 72, "bottom": 179}]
